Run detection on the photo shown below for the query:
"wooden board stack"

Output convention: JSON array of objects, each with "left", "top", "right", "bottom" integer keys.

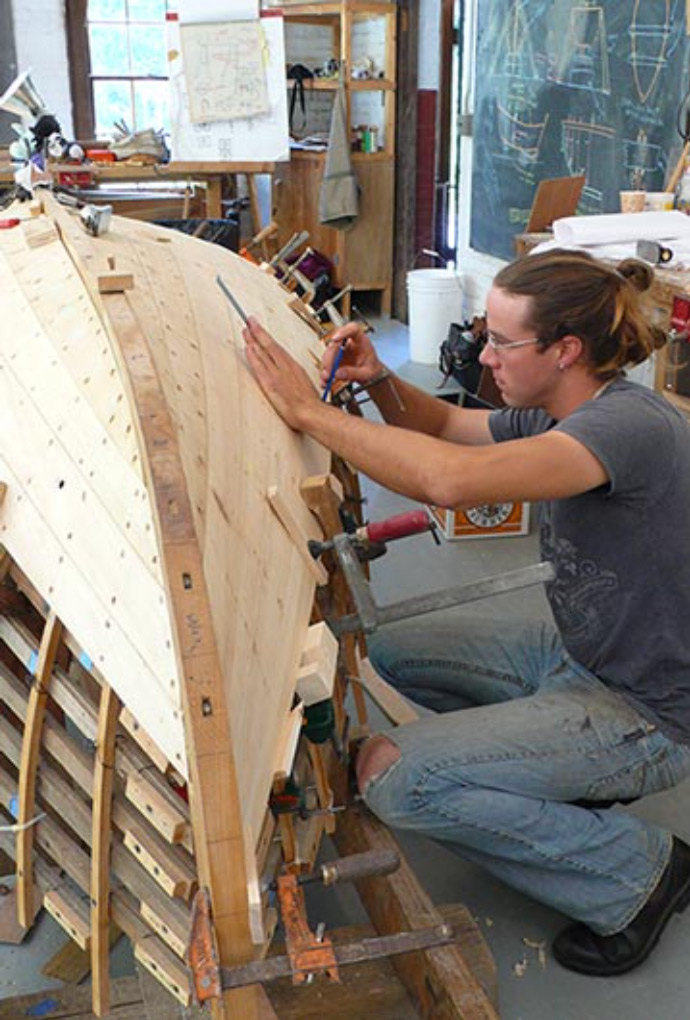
[{"left": 0, "top": 195, "right": 337, "bottom": 1017}]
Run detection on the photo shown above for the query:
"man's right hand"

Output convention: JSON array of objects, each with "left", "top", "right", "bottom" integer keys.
[{"left": 320, "top": 322, "right": 385, "bottom": 389}]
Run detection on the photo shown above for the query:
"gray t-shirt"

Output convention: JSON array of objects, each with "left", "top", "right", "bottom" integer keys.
[{"left": 489, "top": 377, "right": 690, "bottom": 743}]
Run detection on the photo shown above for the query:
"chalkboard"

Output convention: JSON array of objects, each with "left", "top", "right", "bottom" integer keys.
[{"left": 471, "top": 0, "right": 690, "bottom": 260}]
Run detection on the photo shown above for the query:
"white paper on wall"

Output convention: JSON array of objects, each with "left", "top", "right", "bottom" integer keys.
[
  {"left": 168, "top": 14, "right": 289, "bottom": 163},
  {"left": 180, "top": 20, "right": 269, "bottom": 123}
]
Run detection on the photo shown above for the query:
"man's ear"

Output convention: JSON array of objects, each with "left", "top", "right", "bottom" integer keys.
[{"left": 557, "top": 334, "right": 584, "bottom": 370}]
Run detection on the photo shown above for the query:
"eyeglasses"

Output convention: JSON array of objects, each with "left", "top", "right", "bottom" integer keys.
[{"left": 485, "top": 331, "right": 543, "bottom": 352}]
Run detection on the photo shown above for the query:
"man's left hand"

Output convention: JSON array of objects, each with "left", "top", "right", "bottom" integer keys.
[{"left": 243, "top": 316, "right": 320, "bottom": 431}]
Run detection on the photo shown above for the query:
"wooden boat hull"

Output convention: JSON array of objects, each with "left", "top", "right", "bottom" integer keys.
[{"left": 0, "top": 196, "right": 333, "bottom": 1013}]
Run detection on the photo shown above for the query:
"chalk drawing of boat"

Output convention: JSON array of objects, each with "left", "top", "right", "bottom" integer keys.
[
  {"left": 497, "top": 103, "right": 549, "bottom": 162},
  {"left": 491, "top": 0, "right": 539, "bottom": 80},
  {"left": 552, "top": 5, "right": 610, "bottom": 93},
  {"left": 629, "top": 0, "right": 671, "bottom": 104}
]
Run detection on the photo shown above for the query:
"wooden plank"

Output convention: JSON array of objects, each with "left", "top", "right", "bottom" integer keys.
[
  {"left": 0, "top": 696, "right": 192, "bottom": 958},
  {"left": 356, "top": 655, "right": 420, "bottom": 726},
  {"left": 42, "top": 924, "right": 122, "bottom": 984},
  {"left": 67, "top": 228, "right": 261, "bottom": 1018},
  {"left": 91, "top": 682, "right": 120, "bottom": 1016},
  {"left": 266, "top": 485, "right": 328, "bottom": 586},
  {"left": 333, "top": 804, "right": 499, "bottom": 1020},
  {"left": 5, "top": 613, "right": 194, "bottom": 854},
  {"left": 0, "top": 618, "right": 196, "bottom": 890},
  {"left": 124, "top": 771, "right": 191, "bottom": 847},
  {"left": 119, "top": 704, "right": 170, "bottom": 774},
  {"left": 44, "top": 888, "right": 91, "bottom": 951},
  {"left": 16, "top": 611, "right": 63, "bottom": 928},
  {"left": 0, "top": 883, "right": 40, "bottom": 945},
  {"left": 0, "top": 805, "right": 192, "bottom": 1007},
  {"left": 123, "top": 819, "right": 197, "bottom": 901},
  {"left": 0, "top": 976, "right": 144, "bottom": 1019},
  {"left": 0, "top": 650, "right": 192, "bottom": 868}
]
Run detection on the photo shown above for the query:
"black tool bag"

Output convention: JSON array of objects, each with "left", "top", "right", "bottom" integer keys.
[
  {"left": 439, "top": 316, "right": 487, "bottom": 395},
  {"left": 287, "top": 63, "right": 315, "bottom": 134}
]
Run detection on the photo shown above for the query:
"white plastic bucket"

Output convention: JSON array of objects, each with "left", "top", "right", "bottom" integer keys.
[{"left": 406, "top": 269, "right": 464, "bottom": 364}]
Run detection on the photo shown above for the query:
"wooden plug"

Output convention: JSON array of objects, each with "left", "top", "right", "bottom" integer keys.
[
  {"left": 98, "top": 272, "right": 134, "bottom": 294},
  {"left": 98, "top": 255, "right": 135, "bottom": 294},
  {"left": 266, "top": 486, "right": 328, "bottom": 586},
  {"left": 22, "top": 218, "right": 59, "bottom": 249},
  {"left": 287, "top": 295, "right": 326, "bottom": 336},
  {"left": 295, "top": 622, "right": 338, "bottom": 707}
]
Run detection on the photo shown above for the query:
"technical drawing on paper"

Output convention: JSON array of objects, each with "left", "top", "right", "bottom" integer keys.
[
  {"left": 628, "top": 0, "right": 671, "bottom": 104},
  {"left": 180, "top": 20, "right": 269, "bottom": 124},
  {"left": 167, "top": 15, "right": 289, "bottom": 162},
  {"left": 551, "top": 5, "right": 610, "bottom": 94},
  {"left": 562, "top": 117, "right": 616, "bottom": 213}
]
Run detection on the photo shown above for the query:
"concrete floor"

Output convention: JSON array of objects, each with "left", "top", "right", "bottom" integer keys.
[{"left": 2, "top": 315, "right": 690, "bottom": 1018}]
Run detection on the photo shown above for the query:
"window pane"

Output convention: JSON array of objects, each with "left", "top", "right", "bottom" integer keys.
[
  {"left": 129, "top": 25, "right": 167, "bottom": 76},
  {"left": 89, "top": 25, "right": 130, "bottom": 75},
  {"left": 93, "top": 79, "right": 133, "bottom": 136},
  {"left": 127, "top": 0, "right": 166, "bottom": 20},
  {"left": 88, "top": 0, "right": 126, "bottom": 21},
  {"left": 133, "top": 80, "right": 170, "bottom": 132}
]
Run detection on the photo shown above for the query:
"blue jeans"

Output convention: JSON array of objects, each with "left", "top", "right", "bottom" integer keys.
[{"left": 364, "top": 614, "right": 690, "bottom": 934}]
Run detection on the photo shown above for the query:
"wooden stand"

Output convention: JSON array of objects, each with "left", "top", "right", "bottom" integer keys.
[{"left": 276, "top": 2, "right": 397, "bottom": 315}]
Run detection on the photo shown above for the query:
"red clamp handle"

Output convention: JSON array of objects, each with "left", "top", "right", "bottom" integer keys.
[
  {"left": 364, "top": 510, "right": 432, "bottom": 544},
  {"left": 0, "top": 219, "right": 20, "bottom": 230}
]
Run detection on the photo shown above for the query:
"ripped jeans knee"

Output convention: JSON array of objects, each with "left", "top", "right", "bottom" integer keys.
[{"left": 356, "top": 734, "right": 401, "bottom": 798}]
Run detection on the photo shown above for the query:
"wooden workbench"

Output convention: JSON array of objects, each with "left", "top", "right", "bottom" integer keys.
[{"left": 0, "top": 158, "right": 276, "bottom": 221}]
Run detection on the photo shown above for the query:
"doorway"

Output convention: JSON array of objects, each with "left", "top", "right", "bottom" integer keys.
[{"left": 436, "top": 0, "right": 464, "bottom": 263}]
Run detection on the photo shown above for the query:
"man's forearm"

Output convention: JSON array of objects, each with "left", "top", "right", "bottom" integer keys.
[
  {"left": 356, "top": 369, "right": 493, "bottom": 447},
  {"left": 359, "top": 369, "right": 454, "bottom": 436},
  {"left": 298, "top": 401, "right": 468, "bottom": 506}
]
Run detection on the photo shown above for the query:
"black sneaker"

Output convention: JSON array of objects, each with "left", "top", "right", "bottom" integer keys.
[{"left": 553, "top": 837, "right": 690, "bottom": 976}]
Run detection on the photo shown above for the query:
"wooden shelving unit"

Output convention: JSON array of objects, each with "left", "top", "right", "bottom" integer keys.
[{"left": 275, "top": 0, "right": 397, "bottom": 314}]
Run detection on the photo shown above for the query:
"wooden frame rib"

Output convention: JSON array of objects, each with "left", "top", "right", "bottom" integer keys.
[
  {"left": 16, "top": 610, "right": 63, "bottom": 929},
  {"left": 91, "top": 682, "right": 120, "bottom": 1016}
]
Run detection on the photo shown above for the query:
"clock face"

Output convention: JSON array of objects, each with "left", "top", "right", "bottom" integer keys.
[{"left": 465, "top": 503, "right": 514, "bottom": 529}]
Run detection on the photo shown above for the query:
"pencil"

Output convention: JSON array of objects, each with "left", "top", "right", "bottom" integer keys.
[
  {"left": 321, "top": 342, "right": 346, "bottom": 402},
  {"left": 216, "top": 274, "right": 249, "bottom": 324}
]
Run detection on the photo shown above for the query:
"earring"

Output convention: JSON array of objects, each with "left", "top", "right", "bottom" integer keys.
[{"left": 558, "top": 362, "right": 566, "bottom": 371}]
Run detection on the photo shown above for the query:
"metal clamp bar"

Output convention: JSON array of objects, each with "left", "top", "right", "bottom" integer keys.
[
  {"left": 332, "top": 533, "right": 378, "bottom": 632},
  {"left": 330, "top": 562, "right": 555, "bottom": 636}
]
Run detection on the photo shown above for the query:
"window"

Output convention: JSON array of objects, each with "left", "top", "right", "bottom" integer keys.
[{"left": 68, "top": 0, "right": 170, "bottom": 139}]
